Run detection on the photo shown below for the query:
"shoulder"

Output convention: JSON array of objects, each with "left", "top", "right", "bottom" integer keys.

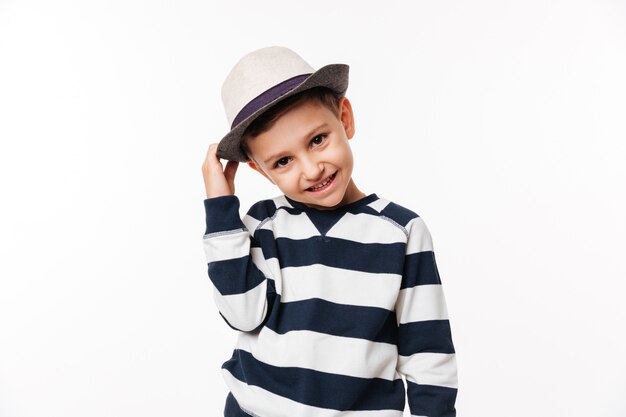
[
  {"left": 245, "top": 197, "right": 278, "bottom": 221},
  {"left": 245, "top": 193, "right": 301, "bottom": 219},
  {"left": 375, "top": 197, "right": 435, "bottom": 248},
  {"left": 242, "top": 194, "right": 288, "bottom": 233},
  {"left": 373, "top": 196, "right": 422, "bottom": 229}
]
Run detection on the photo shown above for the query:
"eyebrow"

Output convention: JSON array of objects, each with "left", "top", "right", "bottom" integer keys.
[{"left": 263, "top": 123, "right": 329, "bottom": 165}]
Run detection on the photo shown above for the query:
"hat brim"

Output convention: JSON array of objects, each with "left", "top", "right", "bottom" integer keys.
[{"left": 216, "top": 63, "right": 349, "bottom": 163}]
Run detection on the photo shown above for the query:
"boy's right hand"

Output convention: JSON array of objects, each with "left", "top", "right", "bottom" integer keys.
[{"left": 202, "top": 143, "right": 239, "bottom": 199}]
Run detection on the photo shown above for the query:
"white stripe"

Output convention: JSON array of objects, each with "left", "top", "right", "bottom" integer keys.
[
  {"left": 266, "top": 257, "right": 283, "bottom": 295},
  {"left": 326, "top": 212, "right": 407, "bottom": 243},
  {"left": 405, "top": 217, "right": 433, "bottom": 255},
  {"left": 212, "top": 280, "right": 267, "bottom": 331},
  {"left": 250, "top": 247, "right": 274, "bottom": 277},
  {"left": 222, "top": 368, "right": 405, "bottom": 417},
  {"left": 202, "top": 230, "right": 250, "bottom": 262},
  {"left": 266, "top": 209, "right": 319, "bottom": 239},
  {"left": 280, "top": 264, "right": 401, "bottom": 310},
  {"left": 204, "top": 239, "right": 275, "bottom": 294},
  {"left": 236, "top": 327, "right": 400, "bottom": 381},
  {"left": 271, "top": 194, "right": 291, "bottom": 210},
  {"left": 397, "top": 352, "right": 458, "bottom": 389},
  {"left": 395, "top": 284, "right": 449, "bottom": 324},
  {"left": 267, "top": 208, "right": 406, "bottom": 244},
  {"left": 248, "top": 248, "right": 283, "bottom": 296},
  {"left": 242, "top": 212, "right": 263, "bottom": 232},
  {"left": 367, "top": 197, "right": 391, "bottom": 213}
]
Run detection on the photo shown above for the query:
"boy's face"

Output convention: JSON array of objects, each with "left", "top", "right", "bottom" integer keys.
[{"left": 245, "top": 96, "right": 364, "bottom": 211}]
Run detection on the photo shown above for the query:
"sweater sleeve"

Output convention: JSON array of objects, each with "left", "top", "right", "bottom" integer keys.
[
  {"left": 395, "top": 216, "right": 458, "bottom": 417},
  {"left": 202, "top": 195, "right": 273, "bottom": 332}
]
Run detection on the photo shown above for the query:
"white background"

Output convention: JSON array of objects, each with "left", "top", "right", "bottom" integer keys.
[{"left": 1, "top": 1, "right": 625, "bottom": 416}]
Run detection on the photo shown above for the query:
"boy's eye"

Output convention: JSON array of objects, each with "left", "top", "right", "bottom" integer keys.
[
  {"left": 311, "top": 134, "right": 325, "bottom": 146},
  {"left": 275, "top": 157, "right": 290, "bottom": 168},
  {"left": 273, "top": 134, "right": 327, "bottom": 169}
]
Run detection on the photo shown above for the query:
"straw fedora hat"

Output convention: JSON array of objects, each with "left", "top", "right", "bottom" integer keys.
[{"left": 216, "top": 46, "right": 350, "bottom": 162}]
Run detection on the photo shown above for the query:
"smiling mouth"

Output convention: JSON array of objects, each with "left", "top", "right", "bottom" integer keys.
[{"left": 306, "top": 172, "right": 337, "bottom": 191}]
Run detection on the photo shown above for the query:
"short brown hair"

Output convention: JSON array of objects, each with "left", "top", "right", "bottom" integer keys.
[{"left": 240, "top": 86, "right": 343, "bottom": 162}]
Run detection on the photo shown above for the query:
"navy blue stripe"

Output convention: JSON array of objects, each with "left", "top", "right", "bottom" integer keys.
[
  {"left": 272, "top": 235, "right": 406, "bottom": 275},
  {"left": 250, "top": 236, "right": 262, "bottom": 249},
  {"left": 263, "top": 297, "right": 398, "bottom": 344},
  {"left": 401, "top": 251, "right": 441, "bottom": 288},
  {"left": 224, "top": 392, "right": 250, "bottom": 417},
  {"left": 380, "top": 201, "right": 419, "bottom": 229},
  {"left": 222, "top": 349, "right": 405, "bottom": 411},
  {"left": 207, "top": 252, "right": 266, "bottom": 296},
  {"left": 245, "top": 198, "right": 277, "bottom": 222},
  {"left": 252, "top": 229, "right": 278, "bottom": 257},
  {"left": 254, "top": 230, "right": 406, "bottom": 275},
  {"left": 406, "top": 380, "right": 457, "bottom": 417},
  {"left": 397, "top": 319, "right": 455, "bottom": 355},
  {"left": 285, "top": 193, "right": 379, "bottom": 215},
  {"left": 204, "top": 196, "right": 246, "bottom": 235}
]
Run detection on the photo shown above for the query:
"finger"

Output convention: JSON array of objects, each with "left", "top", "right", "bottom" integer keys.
[
  {"left": 223, "top": 160, "right": 239, "bottom": 183},
  {"left": 204, "top": 143, "right": 216, "bottom": 163},
  {"left": 204, "top": 144, "right": 223, "bottom": 169}
]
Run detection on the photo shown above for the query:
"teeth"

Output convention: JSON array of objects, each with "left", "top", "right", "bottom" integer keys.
[{"left": 309, "top": 173, "right": 334, "bottom": 190}]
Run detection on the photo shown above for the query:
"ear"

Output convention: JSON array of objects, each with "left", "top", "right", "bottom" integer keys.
[
  {"left": 338, "top": 96, "right": 355, "bottom": 139},
  {"left": 247, "top": 160, "right": 275, "bottom": 185}
]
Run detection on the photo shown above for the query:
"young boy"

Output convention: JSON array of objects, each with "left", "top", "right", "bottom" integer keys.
[{"left": 201, "top": 46, "right": 458, "bottom": 417}]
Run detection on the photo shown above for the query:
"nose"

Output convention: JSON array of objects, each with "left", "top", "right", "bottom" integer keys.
[{"left": 300, "top": 155, "right": 325, "bottom": 182}]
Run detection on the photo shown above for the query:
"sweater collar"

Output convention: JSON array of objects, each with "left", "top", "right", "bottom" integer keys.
[{"left": 284, "top": 193, "right": 379, "bottom": 214}]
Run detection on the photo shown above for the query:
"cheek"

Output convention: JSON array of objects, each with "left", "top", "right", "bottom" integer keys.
[
  {"left": 331, "top": 143, "right": 352, "bottom": 162},
  {"left": 287, "top": 173, "right": 305, "bottom": 191}
]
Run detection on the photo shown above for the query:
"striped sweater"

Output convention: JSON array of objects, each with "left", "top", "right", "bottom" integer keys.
[{"left": 202, "top": 192, "right": 458, "bottom": 417}]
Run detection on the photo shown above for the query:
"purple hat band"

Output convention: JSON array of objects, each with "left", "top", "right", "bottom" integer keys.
[{"left": 231, "top": 73, "right": 312, "bottom": 129}]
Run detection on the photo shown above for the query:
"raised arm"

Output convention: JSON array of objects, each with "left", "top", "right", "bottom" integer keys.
[
  {"left": 201, "top": 142, "right": 275, "bottom": 332},
  {"left": 395, "top": 216, "right": 458, "bottom": 417},
  {"left": 202, "top": 195, "right": 274, "bottom": 332}
]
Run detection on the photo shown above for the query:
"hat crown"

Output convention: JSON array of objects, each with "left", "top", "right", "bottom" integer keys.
[{"left": 221, "top": 46, "right": 315, "bottom": 128}]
